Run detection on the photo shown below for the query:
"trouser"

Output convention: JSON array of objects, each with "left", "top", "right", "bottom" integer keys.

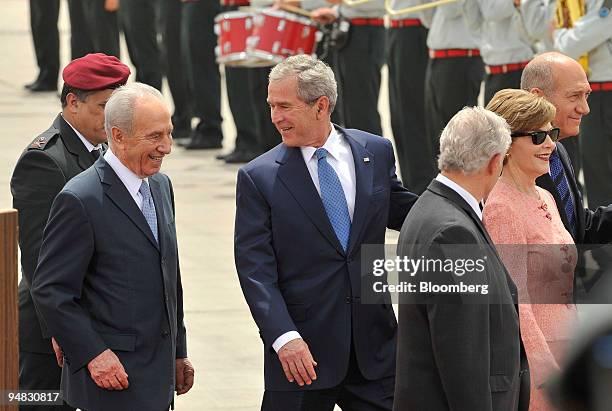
[
  {"left": 581, "top": 89, "right": 612, "bottom": 208},
  {"left": 121, "top": 0, "right": 163, "bottom": 90},
  {"left": 161, "top": 0, "right": 192, "bottom": 123},
  {"left": 387, "top": 24, "right": 432, "bottom": 194},
  {"left": 182, "top": 0, "right": 223, "bottom": 130},
  {"left": 425, "top": 55, "right": 484, "bottom": 156},
  {"left": 337, "top": 25, "right": 386, "bottom": 136},
  {"left": 483, "top": 69, "right": 523, "bottom": 106},
  {"left": 261, "top": 346, "right": 394, "bottom": 411},
  {"left": 29, "top": 0, "right": 59, "bottom": 84},
  {"left": 82, "top": 0, "right": 120, "bottom": 58},
  {"left": 19, "top": 351, "right": 75, "bottom": 411}
]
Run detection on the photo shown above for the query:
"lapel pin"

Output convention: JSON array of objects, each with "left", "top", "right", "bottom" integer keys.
[{"left": 363, "top": 157, "right": 370, "bottom": 163}]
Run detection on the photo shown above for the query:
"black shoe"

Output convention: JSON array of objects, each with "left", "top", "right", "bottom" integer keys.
[
  {"left": 28, "top": 80, "right": 57, "bottom": 92},
  {"left": 182, "top": 123, "right": 223, "bottom": 150},
  {"left": 24, "top": 80, "right": 37, "bottom": 90},
  {"left": 224, "top": 149, "right": 260, "bottom": 164},
  {"left": 216, "top": 153, "right": 229, "bottom": 160}
]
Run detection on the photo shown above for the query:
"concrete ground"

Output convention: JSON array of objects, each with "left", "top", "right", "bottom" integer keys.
[{"left": 0, "top": 1, "right": 397, "bottom": 409}]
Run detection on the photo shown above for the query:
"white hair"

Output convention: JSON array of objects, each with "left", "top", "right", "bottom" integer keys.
[
  {"left": 437, "top": 106, "right": 511, "bottom": 174},
  {"left": 269, "top": 54, "right": 337, "bottom": 112},
  {"left": 104, "top": 82, "right": 164, "bottom": 140}
]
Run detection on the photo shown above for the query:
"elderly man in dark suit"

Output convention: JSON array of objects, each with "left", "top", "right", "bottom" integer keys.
[
  {"left": 522, "top": 52, "right": 612, "bottom": 293},
  {"left": 31, "top": 82, "right": 194, "bottom": 411},
  {"left": 11, "top": 53, "right": 130, "bottom": 411},
  {"left": 394, "top": 107, "right": 529, "bottom": 411},
  {"left": 234, "top": 55, "right": 417, "bottom": 411}
]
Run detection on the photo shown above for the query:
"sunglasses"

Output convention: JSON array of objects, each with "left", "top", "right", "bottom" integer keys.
[{"left": 510, "top": 128, "right": 560, "bottom": 145}]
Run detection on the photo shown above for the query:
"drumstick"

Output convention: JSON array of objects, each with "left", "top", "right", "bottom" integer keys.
[{"left": 278, "top": 3, "right": 312, "bottom": 17}]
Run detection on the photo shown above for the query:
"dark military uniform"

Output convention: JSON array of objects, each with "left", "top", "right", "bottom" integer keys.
[{"left": 11, "top": 115, "right": 100, "bottom": 411}]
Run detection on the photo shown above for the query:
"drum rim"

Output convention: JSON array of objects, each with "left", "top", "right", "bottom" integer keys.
[
  {"left": 259, "top": 7, "right": 317, "bottom": 26},
  {"left": 214, "top": 11, "right": 254, "bottom": 21}
]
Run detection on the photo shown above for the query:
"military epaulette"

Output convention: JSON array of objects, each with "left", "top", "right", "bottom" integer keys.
[{"left": 28, "top": 132, "right": 59, "bottom": 150}]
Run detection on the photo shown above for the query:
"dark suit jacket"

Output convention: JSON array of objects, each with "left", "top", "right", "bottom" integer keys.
[
  {"left": 11, "top": 114, "right": 99, "bottom": 354},
  {"left": 536, "top": 142, "right": 612, "bottom": 245},
  {"left": 234, "top": 126, "right": 418, "bottom": 390},
  {"left": 30, "top": 156, "right": 186, "bottom": 411},
  {"left": 394, "top": 180, "right": 528, "bottom": 411}
]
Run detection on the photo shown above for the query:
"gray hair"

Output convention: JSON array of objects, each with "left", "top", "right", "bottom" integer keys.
[
  {"left": 104, "top": 82, "right": 164, "bottom": 140},
  {"left": 438, "top": 106, "right": 511, "bottom": 174},
  {"left": 269, "top": 54, "right": 337, "bottom": 113}
]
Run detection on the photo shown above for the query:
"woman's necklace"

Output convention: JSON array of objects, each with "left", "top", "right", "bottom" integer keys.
[{"left": 507, "top": 170, "right": 552, "bottom": 220}]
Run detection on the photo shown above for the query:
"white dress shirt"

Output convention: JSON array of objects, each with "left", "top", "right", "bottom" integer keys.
[
  {"left": 435, "top": 173, "right": 483, "bottom": 220},
  {"left": 301, "top": 126, "right": 356, "bottom": 220},
  {"left": 62, "top": 115, "right": 102, "bottom": 155},
  {"left": 104, "top": 149, "right": 148, "bottom": 211},
  {"left": 272, "top": 125, "right": 357, "bottom": 353}
]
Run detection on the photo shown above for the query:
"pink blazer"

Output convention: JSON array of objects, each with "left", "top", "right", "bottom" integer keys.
[{"left": 483, "top": 180, "right": 577, "bottom": 410}]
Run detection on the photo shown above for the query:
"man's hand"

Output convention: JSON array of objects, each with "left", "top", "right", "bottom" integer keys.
[
  {"left": 87, "top": 349, "right": 129, "bottom": 390},
  {"left": 51, "top": 337, "right": 63, "bottom": 367},
  {"left": 311, "top": 7, "right": 338, "bottom": 25},
  {"left": 277, "top": 338, "right": 317, "bottom": 386},
  {"left": 105, "top": 0, "right": 119, "bottom": 11},
  {"left": 175, "top": 358, "right": 195, "bottom": 395}
]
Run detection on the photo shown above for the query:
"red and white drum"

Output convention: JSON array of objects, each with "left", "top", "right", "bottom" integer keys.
[
  {"left": 220, "top": 0, "right": 250, "bottom": 6},
  {"left": 247, "top": 9, "right": 321, "bottom": 67},
  {"left": 214, "top": 11, "right": 256, "bottom": 66}
]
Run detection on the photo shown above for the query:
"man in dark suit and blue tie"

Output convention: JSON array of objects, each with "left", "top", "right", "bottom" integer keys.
[
  {"left": 234, "top": 55, "right": 418, "bottom": 410},
  {"left": 31, "top": 82, "right": 194, "bottom": 411}
]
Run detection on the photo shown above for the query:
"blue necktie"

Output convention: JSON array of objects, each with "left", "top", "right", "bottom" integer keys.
[
  {"left": 316, "top": 148, "right": 351, "bottom": 251},
  {"left": 139, "top": 180, "right": 158, "bottom": 243},
  {"left": 549, "top": 151, "right": 576, "bottom": 235}
]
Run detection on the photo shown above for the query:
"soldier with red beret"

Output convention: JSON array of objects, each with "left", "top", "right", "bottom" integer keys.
[{"left": 10, "top": 53, "right": 130, "bottom": 411}]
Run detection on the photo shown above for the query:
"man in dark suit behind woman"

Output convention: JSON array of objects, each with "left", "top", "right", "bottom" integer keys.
[{"left": 394, "top": 107, "right": 529, "bottom": 411}]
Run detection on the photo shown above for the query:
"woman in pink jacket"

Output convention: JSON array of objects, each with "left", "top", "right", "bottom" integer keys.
[{"left": 483, "top": 89, "right": 577, "bottom": 411}]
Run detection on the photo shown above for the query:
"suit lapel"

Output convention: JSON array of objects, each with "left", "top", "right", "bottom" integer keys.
[
  {"left": 276, "top": 145, "right": 345, "bottom": 255},
  {"left": 58, "top": 115, "right": 95, "bottom": 171},
  {"left": 341, "top": 128, "right": 374, "bottom": 255},
  {"left": 96, "top": 157, "right": 160, "bottom": 251}
]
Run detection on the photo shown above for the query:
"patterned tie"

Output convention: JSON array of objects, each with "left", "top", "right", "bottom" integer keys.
[
  {"left": 316, "top": 148, "right": 351, "bottom": 251},
  {"left": 139, "top": 180, "right": 158, "bottom": 243},
  {"left": 549, "top": 151, "right": 576, "bottom": 235}
]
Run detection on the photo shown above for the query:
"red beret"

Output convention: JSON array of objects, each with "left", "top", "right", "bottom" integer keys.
[{"left": 62, "top": 53, "right": 130, "bottom": 90}]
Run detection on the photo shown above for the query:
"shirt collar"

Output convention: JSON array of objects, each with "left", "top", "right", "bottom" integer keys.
[
  {"left": 301, "top": 124, "right": 342, "bottom": 163},
  {"left": 435, "top": 173, "right": 483, "bottom": 220},
  {"left": 62, "top": 115, "right": 102, "bottom": 153},
  {"left": 104, "top": 148, "right": 147, "bottom": 198}
]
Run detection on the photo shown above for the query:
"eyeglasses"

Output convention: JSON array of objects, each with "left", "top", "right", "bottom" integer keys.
[{"left": 510, "top": 128, "right": 560, "bottom": 145}]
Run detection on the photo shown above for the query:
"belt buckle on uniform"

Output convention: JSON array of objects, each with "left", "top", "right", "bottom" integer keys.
[
  {"left": 502, "top": 64, "right": 508, "bottom": 74},
  {"left": 467, "top": 49, "right": 473, "bottom": 57}
]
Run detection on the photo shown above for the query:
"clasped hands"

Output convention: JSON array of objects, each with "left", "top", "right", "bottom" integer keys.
[
  {"left": 51, "top": 337, "right": 194, "bottom": 394},
  {"left": 277, "top": 338, "right": 318, "bottom": 386}
]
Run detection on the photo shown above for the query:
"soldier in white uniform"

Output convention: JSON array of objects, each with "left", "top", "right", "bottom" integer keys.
[
  {"left": 463, "top": 0, "right": 535, "bottom": 104},
  {"left": 420, "top": 2, "right": 484, "bottom": 158}
]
